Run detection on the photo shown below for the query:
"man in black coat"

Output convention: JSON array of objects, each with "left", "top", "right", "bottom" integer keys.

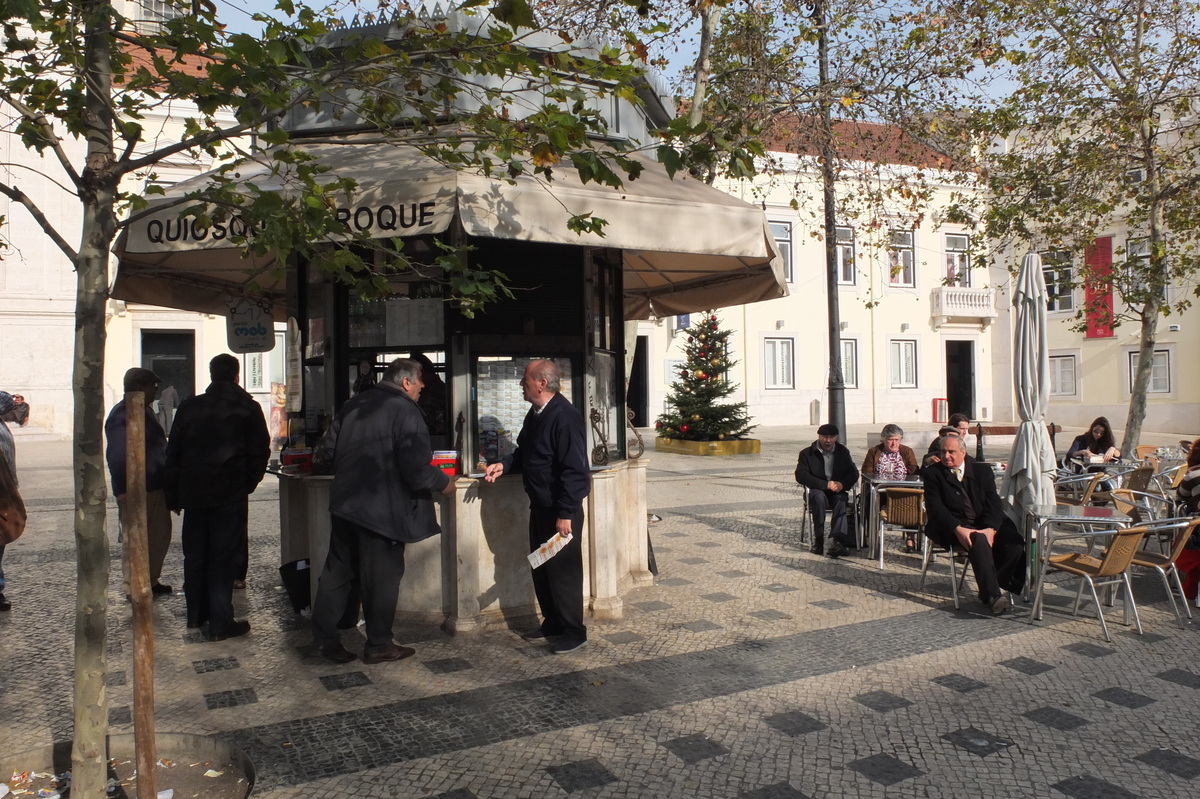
[
  {"left": 310, "top": 358, "right": 456, "bottom": 664},
  {"left": 923, "top": 434, "right": 1026, "bottom": 615},
  {"left": 165, "top": 354, "right": 270, "bottom": 641},
  {"left": 105, "top": 367, "right": 173, "bottom": 598},
  {"left": 484, "top": 359, "right": 591, "bottom": 655},
  {"left": 795, "top": 423, "right": 859, "bottom": 558}
]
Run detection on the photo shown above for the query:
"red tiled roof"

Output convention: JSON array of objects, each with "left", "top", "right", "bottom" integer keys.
[{"left": 763, "top": 115, "right": 958, "bottom": 170}]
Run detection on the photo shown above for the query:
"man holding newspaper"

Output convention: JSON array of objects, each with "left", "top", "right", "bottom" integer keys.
[{"left": 484, "top": 359, "right": 591, "bottom": 655}]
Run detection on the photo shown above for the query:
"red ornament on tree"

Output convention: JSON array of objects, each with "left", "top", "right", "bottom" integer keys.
[
  {"left": 680, "top": 424, "right": 689, "bottom": 432},
  {"left": 697, "top": 371, "right": 707, "bottom": 380},
  {"left": 655, "top": 420, "right": 662, "bottom": 429},
  {"left": 710, "top": 315, "right": 717, "bottom": 322},
  {"left": 680, "top": 369, "right": 689, "bottom": 378}
]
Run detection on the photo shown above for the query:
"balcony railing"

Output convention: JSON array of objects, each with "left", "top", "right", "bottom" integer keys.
[{"left": 930, "top": 286, "right": 997, "bottom": 328}]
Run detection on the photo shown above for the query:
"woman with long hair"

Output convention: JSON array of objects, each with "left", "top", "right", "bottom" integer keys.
[{"left": 1065, "top": 416, "right": 1121, "bottom": 465}]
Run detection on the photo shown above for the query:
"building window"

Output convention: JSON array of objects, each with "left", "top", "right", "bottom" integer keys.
[
  {"left": 888, "top": 229, "right": 915, "bottom": 287},
  {"left": 890, "top": 339, "right": 917, "bottom": 388},
  {"left": 764, "top": 337, "right": 794, "bottom": 389},
  {"left": 945, "top": 233, "right": 970, "bottom": 286},
  {"left": 1042, "top": 250, "right": 1074, "bottom": 312},
  {"left": 1049, "top": 354, "right": 1077, "bottom": 396},
  {"left": 771, "top": 221, "right": 793, "bottom": 282},
  {"left": 837, "top": 227, "right": 856, "bottom": 285},
  {"left": 1128, "top": 349, "right": 1171, "bottom": 393},
  {"left": 841, "top": 339, "right": 858, "bottom": 388}
]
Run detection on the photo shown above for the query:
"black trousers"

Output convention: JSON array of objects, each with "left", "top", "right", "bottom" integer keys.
[
  {"left": 312, "top": 515, "right": 406, "bottom": 652},
  {"left": 529, "top": 505, "right": 586, "bottom": 643},
  {"left": 928, "top": 517, "right": 1026, "bottom": 601},
  {"left": 181, "top": 503, "right": 241, "bottom": 634},
  {"left": 808, "top": 489, "right": 850, "bottom": 545}
]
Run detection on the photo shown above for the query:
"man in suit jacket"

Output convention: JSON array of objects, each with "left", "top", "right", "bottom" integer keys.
[
  {"left": 923, "top": 434, "right": 1025, "bottom": 615},
  {"left": 311, "top": 358, "right": 457, "bottom": 664},
  {"left": 795, "top": 423, "right": 860, "bottom": 558}
]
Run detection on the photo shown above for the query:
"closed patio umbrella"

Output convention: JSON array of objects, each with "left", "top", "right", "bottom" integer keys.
[{"left": 1002, "top": 252, "right": 1058, "bottom": 522}]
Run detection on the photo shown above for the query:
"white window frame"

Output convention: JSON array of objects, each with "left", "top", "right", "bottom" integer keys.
[
  {"left": 944, "top": 233, "right": 970, "bottom": 287},
  {"left": 889, "top": 339, "right": 918, "bottom": 388},
  {"left": 770, "top": 221, "right": 794, "bottom": 283},
  {"left": 836, "top": 226, "right": 856, "bottom": 285},
  {"left": 1048, "top": 353, "right": 1078, "bottom": 397},
  {"left": 764, "top": 337, "right": 795, "bottom": 390},
  {"left": 888, "top": 229, "right": 915, "bottom": 287},
  {"left": 1041, "top": 250, "right": 1074, "bottom": 313},
  {"left": 1128, "top": 348, "right": 1172, "bottom": 394},
  {"left": 840, "top": 338, "right": 858, "bottom": 388}
]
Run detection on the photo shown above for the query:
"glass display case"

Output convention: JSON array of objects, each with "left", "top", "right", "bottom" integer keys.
[{"left": 472, "top": 356, "right": 575, "bottom": 471}]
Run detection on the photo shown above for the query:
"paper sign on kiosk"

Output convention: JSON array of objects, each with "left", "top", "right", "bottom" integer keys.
[{"left": 527, "top": 532, "right": 573, "bottom": 569}]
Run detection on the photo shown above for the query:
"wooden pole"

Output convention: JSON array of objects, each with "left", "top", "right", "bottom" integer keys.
[{"left": 125, "top": 391, "right": 157, "bottom": 799}]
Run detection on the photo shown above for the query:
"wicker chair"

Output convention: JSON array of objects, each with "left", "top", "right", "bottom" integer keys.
[
  {"left": 1033, "top": 525, "right": 1147, "bottom": 642},
  {"left": 1134, "top": 444, "right": 1159, "bottom": 462},
  {"left": 1055, "top": 470, "right": 1108, "bottom": 506},
  {"left": 1130, "top": 517, "right": 1200, "bottom": 628},
  {"left": 874, "top": 487, "right": 923, "bottom": 571}
]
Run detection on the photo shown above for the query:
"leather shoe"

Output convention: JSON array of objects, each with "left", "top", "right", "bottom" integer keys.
[
  {"left": 317, "top": 643, "right": 357, "bottom": 663},
  {"left": 553, "top": 637, "right": 588, "bottom": 655},
  {"left": 989, "top": 594, "right": 1010, "bottom": 616},
  {"left": 521, "top": 628, "right": 561, "bottom": 641},
  {"left": 207, "top": 620, "right": 251, "bottom": 641},
  {"left": 827, "top": 542, "right": 850, "bottom": 559},
  {"left": 809, "top": 540, "right": 825, "bottom": 555},
  {"left": 362, "top": 643, "right": 415, "bottom": 664},
  {"left": 0, "top": 593, "right": 10, "bottom": 611},
  {"left": 152, "top": 583, "right": 173, "bottom": 595}
]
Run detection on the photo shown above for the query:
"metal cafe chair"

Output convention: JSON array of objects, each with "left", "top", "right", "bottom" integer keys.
[
  {"left": 874, "top": 487, "right": 924, "bottom": 571},
  {"left": 1129, "top": 517, "right": 1200, "bottom": 628},
  {"left": 1109, "top": 488, "right": 1175, "bottom": 527},
  {"left": 799, "top": 485, "right": 862, "bottom": 549},
  {"left": 1054, "top": 470, "right": 1109, "bottom": 506},
  {"left": 1032, "top": 525, "right": 1147, "bottom": 642},
  {"left": 919, "top": 532, "right": 972, "bottom": 610}
]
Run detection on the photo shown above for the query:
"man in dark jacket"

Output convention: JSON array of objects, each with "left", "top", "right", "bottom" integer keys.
[
  {"left": 484, "top": 359, "right": 591, "bottom": 654},
  {"left": 795, "top": 423, "right": 859, "bottom": 558},
  {"left": 923, "top": 434, "right": 1025, "bottom": 615},
  {"left": 310, "top": 358, "right": 456, "bottom": 664},
  {"left": 165, "top": 354, "right": 270, "bottom": 641},
  {"left": 105, "top": 367, "right": 173, "bottom": 598}
]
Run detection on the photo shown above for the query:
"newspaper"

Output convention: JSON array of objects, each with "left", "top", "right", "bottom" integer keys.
[{"left": 527, "top": 531, "right": 574, "bottom": 569}]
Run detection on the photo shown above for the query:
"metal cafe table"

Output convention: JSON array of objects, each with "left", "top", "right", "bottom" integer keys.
[
  {"left": 1024, "top": 504, "right": 1131, "bottom": 620},
  {"left": 860, "top": 471, "right": 923, "bottom": 564}
]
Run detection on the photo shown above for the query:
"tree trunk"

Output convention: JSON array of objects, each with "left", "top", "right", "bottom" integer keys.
[
  {"left": 72, "top": 235, "right": 111, "bottom": 795},
  {"left": 1121, "top": 311, "right": 1156, "bottom": 455},
  {"left": 74, "top": 2, "right": 118, "bottom": 792},
  {"left": 689, "top": 2, "right": 721, "bottom": 130}
]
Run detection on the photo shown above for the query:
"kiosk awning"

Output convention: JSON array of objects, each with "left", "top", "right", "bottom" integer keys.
[{"left": 112, "top": 136, "right": 787, "bottom": 320}]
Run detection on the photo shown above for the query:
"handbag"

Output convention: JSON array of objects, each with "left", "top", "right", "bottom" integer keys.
[{"left": 0, "top": 453, "right": 25, "bottom": 545}]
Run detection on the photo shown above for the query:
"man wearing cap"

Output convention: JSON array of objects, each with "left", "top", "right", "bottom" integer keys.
[
  {"left": 795, "top": 423, "right": 859, "bottom": 558},
  {"left": 105, "top": 368, "right": 173, "bottom": 597}
]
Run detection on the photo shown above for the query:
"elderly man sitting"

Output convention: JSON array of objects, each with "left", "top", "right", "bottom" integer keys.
[
  {"left": 922, "top": 434, "right": 1025, "bottom": 615},
  {"left": 795, "top": 423, "right": 859, "bottom": 558}
]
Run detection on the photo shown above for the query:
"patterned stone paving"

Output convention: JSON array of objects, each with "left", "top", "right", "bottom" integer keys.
[{"left": 3, "top": 429, "right": 1199, "bottom": 799}]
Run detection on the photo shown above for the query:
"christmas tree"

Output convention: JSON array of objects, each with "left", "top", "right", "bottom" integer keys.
[{"left": 656, "top": 312, "right": 756, "bottom": 441}]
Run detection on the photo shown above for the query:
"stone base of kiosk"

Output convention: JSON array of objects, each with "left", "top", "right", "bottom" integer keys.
[{"left": 277, "top": 459, "right": 651, "bottom": 635}]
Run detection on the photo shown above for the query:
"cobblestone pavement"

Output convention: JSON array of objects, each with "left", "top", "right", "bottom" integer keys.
[{"left": 1, "top": 425, "right": 1198, "bottom": 799}]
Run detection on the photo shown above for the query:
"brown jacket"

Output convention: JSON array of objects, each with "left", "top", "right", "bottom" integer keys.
[{"left": 861, "top": 443, "right": 918, "bottom": 476}]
